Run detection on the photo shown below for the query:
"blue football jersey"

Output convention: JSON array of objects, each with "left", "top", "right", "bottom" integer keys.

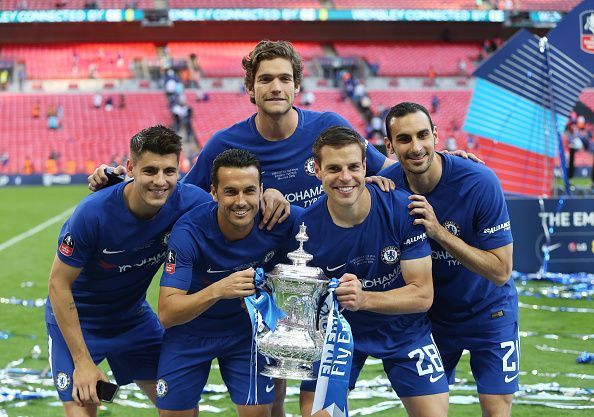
[
  {"left": 181, "top": 107, "right": 386, "bottom": 207},
  {"left": 379, "top": 153, "right": 516, "bottom": 329},
  {"left": 160, "top": 201, "right": 303, "bottom": 336},
  {"left": 292, "top": 185, "right": 432, "bottom": 339},
  {"left": 45, "top": 181, "right": 211, "bottom": 329}
]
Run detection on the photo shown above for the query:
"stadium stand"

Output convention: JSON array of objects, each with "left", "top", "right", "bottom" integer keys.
[
  {"left": 333, "top": 42, "right": 481, "bottom": 77},
  {"left": 367, "top": 90, "right": 471, "bottom": 138},
  {"left": 0, "top": 93, "right": 169, "bottom": 174},
  {"left": 0, "top": 43, "right": 157, "bottom": 79},
  {"left": 167, "top": 42, "right": 324, "bottom": 78}
]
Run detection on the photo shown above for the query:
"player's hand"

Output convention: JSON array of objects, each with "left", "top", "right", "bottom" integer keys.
[
  {"left": 336, "top": 273, "right": 365, "bottom": 311},
  {"left": 259, "top": 188, "right": 290, "bottom": 231},
  {"left": 87, "top": 164, "right": 127, "bottom": 192},
  {"left": 72, "top": 358, "right": 108, "bottom": 406},
  {"left": 215, "top": 268, "right": 256, "bottom": 299},
  {"left": 442, "top": 149, "right": 484, "bottom": 164},
  {"left": 408, "top": 195, "right": 442, "bottom": 239},
  {"left": 365, "top": 175, "right": 396, "bottom": 192}
]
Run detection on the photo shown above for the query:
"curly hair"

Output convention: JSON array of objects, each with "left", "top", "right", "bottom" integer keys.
[{"left": 242, "top": 40, "right": 303, "bottom": 104}]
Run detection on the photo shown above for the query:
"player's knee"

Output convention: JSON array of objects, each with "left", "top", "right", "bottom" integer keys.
[
  {"left": 63, "top": 401, "right": 98, "bottom": 417},
  {"left": 480, "top": 394, "right": 513, "bottom": 417}
]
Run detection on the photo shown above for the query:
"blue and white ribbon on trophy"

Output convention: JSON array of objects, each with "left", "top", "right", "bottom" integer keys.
[
  {"left": 244, "top": 267, "right": 286, "bottom": 404},
  {"left": 312, "top": 277, "right": 354, "bottom": 417}
]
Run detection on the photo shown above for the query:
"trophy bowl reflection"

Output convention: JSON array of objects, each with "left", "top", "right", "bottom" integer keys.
[{"left": 257, "top": 223, "right": 329, "bottom": 380}]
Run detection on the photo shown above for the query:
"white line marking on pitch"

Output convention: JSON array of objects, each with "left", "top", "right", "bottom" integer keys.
[{"left": 0, "top": 207, "right": 75, "bottom": 252}]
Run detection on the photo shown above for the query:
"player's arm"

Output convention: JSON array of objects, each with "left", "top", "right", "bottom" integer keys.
[
  {"left": 158, "top": 268, "right": 256, "bottom": 328},
  {"left": 336, "top": 255, "right": 433, "bottom": 314},
  {"left": 408, "top": 194, "right": 513, "bottom": 286},
  {"left": 48, "top": 255, "right": 108, "bottom": 406}
]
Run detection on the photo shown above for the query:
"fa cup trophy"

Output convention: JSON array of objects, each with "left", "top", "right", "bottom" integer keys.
[{"left": 257, "top": 223, "right": 329, "bottom": 380}]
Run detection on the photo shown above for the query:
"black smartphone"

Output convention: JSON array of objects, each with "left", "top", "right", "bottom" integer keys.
[
  {"left": 104, "top": 168, "right": 125, "bottom": 187},
  {"left": 96, "top": 380, "right": 119, "bottom": 403}
]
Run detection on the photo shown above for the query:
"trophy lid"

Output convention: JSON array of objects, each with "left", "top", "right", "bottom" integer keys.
[
  {"left": 267, "top": 222, "right": 327, "bottom": 283},
  {"left": 287, "top": 223, "right": 313, "bottom": 267}
]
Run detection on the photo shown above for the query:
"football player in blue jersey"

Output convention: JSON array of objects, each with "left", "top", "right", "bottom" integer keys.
[
  {"left": 46, "top": 125, "right": 212, "bottom": 417},
  {"left": 381, "top": 102, "right": 517, "bottom": 417},
  {"left": 156, "top": 149, "right": 302, "bottom": 417},
  {"left": 298, "top": 126, "right": 449, "bottom": 417}
]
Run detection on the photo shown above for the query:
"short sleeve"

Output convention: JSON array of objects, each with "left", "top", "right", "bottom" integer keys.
[
  {"left": 474, "top": 170, "right": 513, "bottom": 250},
  {"left": 56, "top": 207, "right": 97, "bottom": 268},
  {"left": 160, "top": 224, "right": 198, "bottom": 291}
]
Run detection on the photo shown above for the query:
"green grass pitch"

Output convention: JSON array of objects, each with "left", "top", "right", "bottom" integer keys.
[{"left": 0, "top": 185, "right": 592, "bottom": 416}]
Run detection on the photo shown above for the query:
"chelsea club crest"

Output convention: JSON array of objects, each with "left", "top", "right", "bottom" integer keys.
[
  {"left": 304, "top": 157, "right": 316, "bottom": 176},
  {"left": 443, "top": 220, "right": 461, "bottom": 236},
  {"left": 156, "top": 379, "right": 168, "bottom": 398},
  {"left": 56, "top": 372, "right": 71, "bottom": 391},
  {"left": 381, "top": 246, "right": 400, "bottom": 264}
]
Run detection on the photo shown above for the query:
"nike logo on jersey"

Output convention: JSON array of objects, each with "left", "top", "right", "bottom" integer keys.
[
  {"left": 102, "top": 248, "right": 125, "bottom": 255},
  {"left": 326, "top": 263, "right": 346, "bottom": 272},
  {"left": 207, "top": 268, "right": 229, "bottom": 274},
  {"left": 504, "top": 373, "right": 519, "bottom": 383},
  {"left": 265, "top": 384, "right": 275, "bottom": 393},
  {"left": 429, "top": 373, "right": 445, "bottom": 383}
]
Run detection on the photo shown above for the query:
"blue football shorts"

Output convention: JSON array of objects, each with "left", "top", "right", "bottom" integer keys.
[
  {"left": 301, "top": 323, "right": 449, "bottom": 398},
  {"left": 47, "top": 310, "right": 163, "bottom": 402},
  {"left": 432, "top": 321, "right": 520, "bottom": 395},
  {"left": 155, "top": 329, "right": 274, "bottom": 411}
]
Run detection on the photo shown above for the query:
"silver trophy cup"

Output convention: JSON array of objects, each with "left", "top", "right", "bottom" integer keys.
[{"left": 257, "top": 223, "right": 329, "bottom": 380}]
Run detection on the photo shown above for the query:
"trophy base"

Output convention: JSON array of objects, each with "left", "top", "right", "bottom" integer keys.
[{"left": 261, "top": 361, "right": 316, "bottom": 381}]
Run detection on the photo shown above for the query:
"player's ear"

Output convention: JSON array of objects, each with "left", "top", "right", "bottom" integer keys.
[
  {"left": 384, "top": 137, "right": 394, "bottom": 155},
  {"left": 210, "top": 184, "right": 218, "bottom": 202},
  {"left": 126, "top": 158, "right": 134, "bottom": 178},
  {"left": 314, "top": 161, "right": 322, "bottom": 181}
]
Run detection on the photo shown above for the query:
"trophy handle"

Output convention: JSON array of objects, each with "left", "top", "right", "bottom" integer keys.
[{"left": 315, "top": 291, "right": 331, "bottom": 332}]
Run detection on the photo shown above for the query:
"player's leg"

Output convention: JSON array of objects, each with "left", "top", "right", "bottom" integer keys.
[
  {"left": 62, "top": 401, "right": 98, "bottom": 417},
  {"left": 156, "top": 331, "right": 213, "bottom": 417},
  {"left": 270, "top": 378, "right": 286, "bottom": 417},
  {"left": 135, "top": 380, "right": 157, "bottom": 404},
  {"left": 469, "top": 322, "right": 519, "bottom": 417},
  {"left": 431, "top": 327, "right": 464, "bottom": 386},
  {"left": 478, "top": 394, "right": 513, "bottom": 417},
  {"left": 107, "top": 310, "right": 163, "bottom": 405},
  {"left": 385, "top": 333, "right": 449, "bottom": 417},
  {"left": 219, "top": 333, "right": 274, "bottom": 417},
  {"left": 298, "top": 360, "right": 319, "bottom": 417},
  {"left": 47, "top": 323, "right": 101, "bottom": 417}
]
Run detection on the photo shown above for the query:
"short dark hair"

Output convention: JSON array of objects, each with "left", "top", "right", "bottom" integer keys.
[
  {"left": 242, "top": 40, "right": 303, "bottom": 104},
  {"left": 211, "top": 149, "right": 262, "bottom": 189},
  {"left": 130, "top": 125, "right": 182, "bottom": 162},
  {"left": 313, "top": 126, "right": 366, "bottom": 165},
  {"left": 385, "top": 102, "right": 435, "bottom": 141}
]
